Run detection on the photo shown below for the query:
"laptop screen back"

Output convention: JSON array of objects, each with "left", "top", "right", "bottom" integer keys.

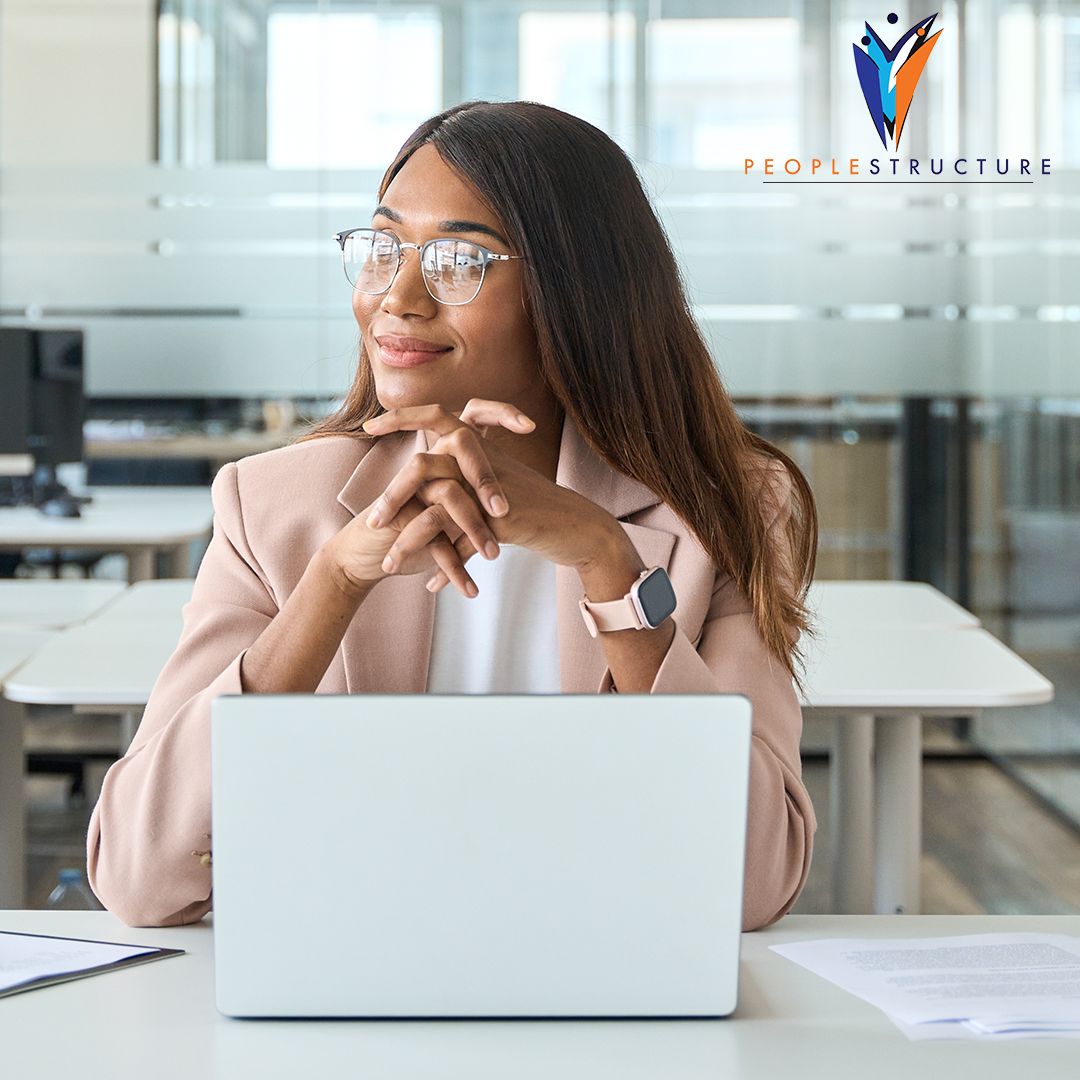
[{"left": 211, "top": 692, "right": 751, "bottom": 1018}]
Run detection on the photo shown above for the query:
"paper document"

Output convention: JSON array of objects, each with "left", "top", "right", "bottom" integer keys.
[
  {"left": 771, "top": 933, "right": 1080, "bottom": 1040},
  {"left": 0, "top": 930, "right": 183, "bottom": 998}
]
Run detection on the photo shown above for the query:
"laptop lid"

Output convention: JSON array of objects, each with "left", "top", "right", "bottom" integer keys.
[{"left": 211, "top": 693, "right": 751, "bottom": 1018}]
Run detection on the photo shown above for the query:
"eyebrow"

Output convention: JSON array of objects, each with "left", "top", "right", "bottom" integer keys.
[{"left": 372, "top": 204, "right": 510, "bottom": 248}]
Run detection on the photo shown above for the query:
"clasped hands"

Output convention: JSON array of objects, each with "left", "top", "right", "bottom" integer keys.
[{"left": 322, "top": 399, "right": 632, "bottom": 600}]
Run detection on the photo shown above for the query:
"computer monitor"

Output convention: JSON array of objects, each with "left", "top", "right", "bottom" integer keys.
[
  {"left": 0, "top": 327, "right": 87, "bottom": 510},
  {"left": 1, "top": 327, "right": 84, "bottom": 463},
  {"left": 0, "top": 328, "right": 33, "bottom": 463}
]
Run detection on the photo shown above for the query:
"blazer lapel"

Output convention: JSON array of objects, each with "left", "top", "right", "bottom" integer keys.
[
  {"left": 334, "top": 413, "right": 677, "bottom": 695},
  {"left": 336, "top": 428, "right": 436, "bottom": 694}
]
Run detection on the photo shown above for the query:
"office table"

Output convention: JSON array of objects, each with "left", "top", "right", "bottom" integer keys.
[
  {"left": 85, "top": 427, "right": 304, "bottom": 468},
  {"left": 0, "top": 580, "right": 126, "bottom": 630},
  {"left": 4, "top": 619, "right": 184, "bottom": 712},
  {"left": 2, "top": 911, "right": 1077, "bottom": 1079},
  {"left": 1, "top": 616, "right": 185, "bottom": 907},
  {"left": 799, "top": 626, "right": 1054, "bottom": 917},
  {"left": 0, "top": 582, "right": 196, "bottom": 907},
  {"left": 0, "top": 582, "right": 1054, "bottom": 918},
  {"left": 804, "top": 582, "right": 982, "bottom": 914},
  {"left": 0, "top": 629, "right": 54, "bottom": 908},
  {"left": 90, "top": 579, "right": 194, "bottom": 624},
  {"left": 807, "top": 580, "right": 981, "bottom": 630},
  {"left": 0, "top": 487, "right": 212, "bottom": 582}
]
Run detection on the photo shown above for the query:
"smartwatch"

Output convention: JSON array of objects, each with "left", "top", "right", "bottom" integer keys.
[{"left": 578, "top": 566, "right": 677, "bottom": 638}]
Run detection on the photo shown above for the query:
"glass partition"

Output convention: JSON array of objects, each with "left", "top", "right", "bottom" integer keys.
[{"left": 1, "top": 0, "right": 1079, "bottom": 826}]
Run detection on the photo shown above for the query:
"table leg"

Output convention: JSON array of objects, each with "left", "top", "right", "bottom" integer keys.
[
  {"left": 165, "top": 542, "right": 191, "bottom": 579},
  {"left": 874, "top": 713, "right": 922, "bottom": 914},
  {"left": 0, "top": 698, "right": 26, "bottom": 908},
  {"left": 126, "top": 547, "right": 155, "bottom": 583},
  {"left": 119, "top": 710, "right": 142, "bottom": 753},
  {"left": 831, "top": 714, "right": 875, "bottom": 913}
]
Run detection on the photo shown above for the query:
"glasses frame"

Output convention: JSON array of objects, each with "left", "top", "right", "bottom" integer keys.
[{"left": 331, "top": 227, "right": 524, "bottom": 306}]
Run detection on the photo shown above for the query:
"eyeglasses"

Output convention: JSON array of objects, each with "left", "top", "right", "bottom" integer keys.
[{"left": 332, "top": 227, "right": 524, "bottom": 306}]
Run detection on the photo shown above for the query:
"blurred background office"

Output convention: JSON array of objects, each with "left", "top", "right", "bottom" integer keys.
[{"left": 1, "top": 0, "right": 1079, "bottom": 912}]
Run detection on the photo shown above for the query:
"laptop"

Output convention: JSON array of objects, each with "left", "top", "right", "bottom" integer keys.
[{"left": 210, "top": 693, "right": 752, "bottom": 1019}]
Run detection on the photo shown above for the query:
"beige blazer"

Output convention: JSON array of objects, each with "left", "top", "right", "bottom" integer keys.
[{"left": 87, "top": 412, "right": 816, "bottom": 930}]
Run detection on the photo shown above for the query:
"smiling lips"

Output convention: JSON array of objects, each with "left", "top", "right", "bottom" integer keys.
[{"left": 375, "top": 335, "right": 453, "bottom": 368}]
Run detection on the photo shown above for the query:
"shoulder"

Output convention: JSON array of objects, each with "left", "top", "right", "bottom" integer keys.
[
  {"left": 207, "top": 434, "right": 375, "bottom": 583},
  {"left": 223, "top": 433, "right": 371, "bottom": 501},
  {"left": 208, "top": 433, "right": 373, "bottom": 537}
]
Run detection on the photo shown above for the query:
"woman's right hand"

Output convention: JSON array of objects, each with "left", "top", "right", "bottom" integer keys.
[
  {"left": 320, "top": 400, "right": 533, "bottom": 599},
  {"left": 322, "top": 492, "right": 481, "bottom": 598}
]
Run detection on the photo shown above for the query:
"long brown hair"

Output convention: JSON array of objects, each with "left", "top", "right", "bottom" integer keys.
[{"left": 298, "top": 100, "right": 817, "bottom": 684}]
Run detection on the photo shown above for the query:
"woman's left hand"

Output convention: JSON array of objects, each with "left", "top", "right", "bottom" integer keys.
[{"left": 360, "top": 400, "right": 627, "bottom": 589}]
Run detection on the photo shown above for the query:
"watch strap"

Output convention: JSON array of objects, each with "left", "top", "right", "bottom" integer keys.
[{"left": 578, "top": 567, "right": 656, "bottom": 638}]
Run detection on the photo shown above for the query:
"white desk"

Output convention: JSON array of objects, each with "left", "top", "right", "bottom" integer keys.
[
  {"left": 85, "top": 427, "right": 302, "bottom": 463},
  {"left": 0, "top": 486, "right": 212, "bottom": 582},
  {"left": 90, "top": 579, "right": 194, "bottom": 624},
  {"left": 0, "top": 587, "right": 195, "bottom": 907},
  {"left": 800, "top": 627, "right": 1054, "bottom": 916},
  {"left": 4, "top": 619, "right": 183, "bottom": 709},
  {"left": 1, "top": 617, "right": 185, "bottom": 907},
  {"left": 2, "top": 912, "right": 1078, "bottom": 1079},
  {"left": 0, "top": 580, "right": 126, "bottom": 630},
  {"left": 807, "top": 580, "right": 981, "bottom": 629},
  {"left": 0, "top": 581, "right": 1054, "bottom": 920},
  {"left": 0, "top": 629, "right": 55, "bottom": 908}
]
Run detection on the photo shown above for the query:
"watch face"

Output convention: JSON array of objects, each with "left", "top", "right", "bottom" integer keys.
[{"left": 636, "top": 568, "right": 677, "bottom": 628}]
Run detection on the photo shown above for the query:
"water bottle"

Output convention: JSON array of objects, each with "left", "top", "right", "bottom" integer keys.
[{"left": 45, "top": 868, "right": 100, "bottom": 910}]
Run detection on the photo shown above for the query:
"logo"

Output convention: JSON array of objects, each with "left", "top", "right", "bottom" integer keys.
[{"left": 853, "top": 11, "right": 942, "bottom": 151}]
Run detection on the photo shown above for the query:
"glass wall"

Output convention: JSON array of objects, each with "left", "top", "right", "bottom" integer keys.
[{"left": 2, "top": 0, "right": 1079, "bottom": 821}]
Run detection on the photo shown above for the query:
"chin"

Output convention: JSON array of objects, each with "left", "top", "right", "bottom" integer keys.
[{"left": 374, "top": 379, "right": 455, "bottom": 414}]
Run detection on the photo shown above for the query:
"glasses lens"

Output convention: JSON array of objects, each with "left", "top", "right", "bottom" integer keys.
[
  {"left": 423, "top": 240, "right": 485, "bottom": 303},
  {"left": 342, "top": 229, "right": 398, "bottom": 293}
]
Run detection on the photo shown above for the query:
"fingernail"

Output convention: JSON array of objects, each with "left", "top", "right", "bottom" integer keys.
[
  {"left": 489, "top": 494, "right": 508, "bottom": 515},
  {"left": 425, "top": 575, "right": 439, "bottom": 591},
  {"left": 484, "top": 540, "right": 499, "bottom": 559},
  {"left": 516, "top": 413, "right": 535, "bottom": 428},
  {"left": 382, "top": 554, "right": 395, "bottom": 573},
  {"left": 367, "top": 509, "right": 381, "bottom": 528},
  {"left": 465, "top": 580, "right": 478, "bottom": 597}
]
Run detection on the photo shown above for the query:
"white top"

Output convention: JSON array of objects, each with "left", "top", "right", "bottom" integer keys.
[{"left": 425, "top": 544, "right": 560, "bottom": 693}]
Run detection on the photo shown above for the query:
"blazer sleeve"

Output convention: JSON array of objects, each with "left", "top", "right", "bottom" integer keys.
[
  {"left": 598, "top": 464, "right": 816, "bottom": 932},
  {"left": 86, "top": 461, "right": 278, "bottom": 927}
]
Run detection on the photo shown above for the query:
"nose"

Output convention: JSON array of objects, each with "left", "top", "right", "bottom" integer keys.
[{"left": 379, "top": 245, "right": 437, "bottom": 318}]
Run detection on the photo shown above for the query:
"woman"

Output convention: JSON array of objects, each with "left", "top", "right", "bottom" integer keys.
[{"left": 87, "top": 100, "right": 818, "bottom": 931}]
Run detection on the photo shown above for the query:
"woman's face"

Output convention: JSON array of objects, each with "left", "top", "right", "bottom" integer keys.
[{"left": 352, "top": 143, "right": 543, "bottom": 418}]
